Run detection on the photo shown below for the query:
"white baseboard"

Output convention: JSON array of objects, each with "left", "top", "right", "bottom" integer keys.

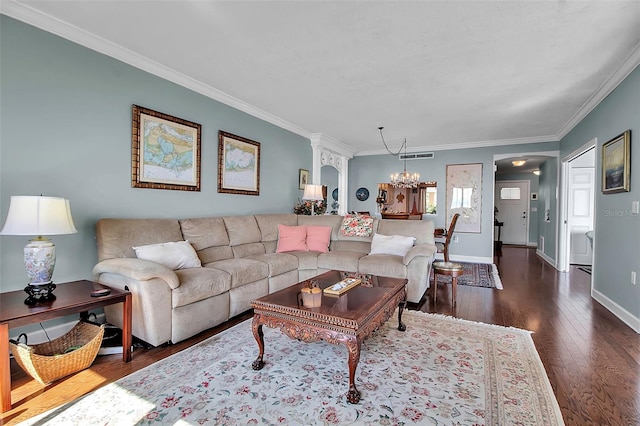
[
  {"left": 9, "top": 313, "right": 107, "bottom": 344},
  {"left": 527, "top": 242, "right": 538, "bottom": 247},
  {"left": 592, "top": 288, "right": 640, "bottom": 333},
  {"left": 536, "top": 249, "right": 557, "bottom": 269}
]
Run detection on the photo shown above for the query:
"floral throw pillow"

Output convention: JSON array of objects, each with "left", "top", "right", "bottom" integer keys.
[{"left": 340, "top": 214, "right": 374, "bottom": 237}]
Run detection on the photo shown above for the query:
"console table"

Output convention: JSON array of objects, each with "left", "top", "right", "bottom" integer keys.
[{"left": 0, "top": 280, "right": 132, "bottom": 413}]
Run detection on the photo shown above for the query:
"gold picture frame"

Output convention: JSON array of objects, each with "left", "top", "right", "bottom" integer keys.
[
  {"left": 131, "top": 105, "right": 201, "bottom": 191},
  {"left": 299, "top": 169, "right": 309, "bottom": 190},
  {"left": 218, "top": 131, "right": 261, "bottom": 196},
  {"left": 602, "top": 130, "right": 631, "bottom": 194}
]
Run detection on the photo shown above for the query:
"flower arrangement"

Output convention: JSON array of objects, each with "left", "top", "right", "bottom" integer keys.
[{"left": 293, "top": 199, "right": 326, "bottom": 215}]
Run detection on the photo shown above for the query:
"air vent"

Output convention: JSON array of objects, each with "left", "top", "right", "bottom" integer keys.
[{"left": 399, "top": 152, "right": 434, "bottom": 160}]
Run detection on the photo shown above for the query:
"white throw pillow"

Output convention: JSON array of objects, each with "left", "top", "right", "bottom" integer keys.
[
  {"left": 132, "top": 240, "right": 201, "bottom": 270},
  {"left": 369, "top": 233, "right": 416, "bottom": 257}
]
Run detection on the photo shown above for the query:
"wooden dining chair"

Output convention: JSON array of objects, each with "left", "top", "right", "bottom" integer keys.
[{"left": 435, "top": 213, "right": 460, "bottom": 262}]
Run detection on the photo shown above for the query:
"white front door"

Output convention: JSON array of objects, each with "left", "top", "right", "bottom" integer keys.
[
  {"left": 495, "top": 180, "right": 529, "bottom": 245},
  {"left": 568, "top": 167, "right": 595, "bottom": 265}
]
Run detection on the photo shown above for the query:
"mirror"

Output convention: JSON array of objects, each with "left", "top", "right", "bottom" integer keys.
[{"left": 377, "top": 182, "right": 437, "bottom": 216}]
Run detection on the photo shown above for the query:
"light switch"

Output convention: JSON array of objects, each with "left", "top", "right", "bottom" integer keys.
[
  {"left": 632, "top": 201, "right": 639, "bottom": 215},
  {"left": 531, "top": 207, "right": 537, "bottom": 212}
]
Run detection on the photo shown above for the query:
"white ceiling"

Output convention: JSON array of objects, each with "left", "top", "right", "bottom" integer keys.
[{"left": 2, "top": 1, "right": 640, "bottom": 156}]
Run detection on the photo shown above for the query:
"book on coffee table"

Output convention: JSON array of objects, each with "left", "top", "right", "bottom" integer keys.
[{"left": 323, "top": 278, "right": 361, "bottom": 296}]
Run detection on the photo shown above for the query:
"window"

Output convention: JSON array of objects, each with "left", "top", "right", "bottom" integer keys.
[{"left": 500, "top": 187, "right": 521, "bottom": 200}]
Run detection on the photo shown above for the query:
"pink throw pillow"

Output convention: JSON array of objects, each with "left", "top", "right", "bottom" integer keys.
[
  {"left": 306, "top": 225, "right": 332, "bottom": 253},
  {"left": 276, "top": 224, "right": 308, "bottom": 252}
]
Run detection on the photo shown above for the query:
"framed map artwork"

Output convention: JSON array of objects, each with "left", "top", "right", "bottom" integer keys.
[
  {"left": 446, "top": 163, "right": 483, "bottom": 233},
  {"left": 131, "top": 105, "right": 201, "bottom": 191},
  {"left": 218, "top": 131, "right": 261, "bottom": 196}
]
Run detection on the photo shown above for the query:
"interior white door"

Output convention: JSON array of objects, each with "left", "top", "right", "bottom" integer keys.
[
  {"left": 568, "top": 167, "right": 595, "bottom": 265},
  {"left": 495, "top": 180, "right": 529, "bottom": 245}
]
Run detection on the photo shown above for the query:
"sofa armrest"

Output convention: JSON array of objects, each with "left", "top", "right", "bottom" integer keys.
[
  {"left": 403, "top": 244, "right": 437, "bottom": 266},
  {"left": 92, "top": 258, "right": 180, "bottom": 289}
]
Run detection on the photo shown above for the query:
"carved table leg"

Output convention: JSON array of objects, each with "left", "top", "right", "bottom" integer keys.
[
  {"left": 345, "top": 337, "right": 362, "bottom": 404},
  {"left": 251, "top": 316, "right": 265, "bottom": 370},
  {"left": 397, "top": 299, "right": 407, "bottom": 332}
]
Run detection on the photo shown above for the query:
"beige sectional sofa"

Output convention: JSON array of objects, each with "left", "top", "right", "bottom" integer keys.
[{"left": 93, "top": 214, "right": 436, "bottom": 347}]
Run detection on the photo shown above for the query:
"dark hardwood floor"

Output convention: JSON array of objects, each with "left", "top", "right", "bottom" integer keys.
[{"left": 3, "top": 246, "right": 639, "bottom": 425}]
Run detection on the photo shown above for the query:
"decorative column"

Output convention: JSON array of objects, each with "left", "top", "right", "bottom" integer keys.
[{"left": 309, "top": 133, "right": 354, "bottom": 216}]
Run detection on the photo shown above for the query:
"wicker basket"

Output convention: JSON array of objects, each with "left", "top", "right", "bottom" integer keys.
[{"left": 9, "top": 321, "right": 105, "bottom": 385}]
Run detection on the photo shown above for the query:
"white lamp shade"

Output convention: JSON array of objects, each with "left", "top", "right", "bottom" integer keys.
[
  {"left": 1, "top": 196, "right": 77, "bottom": 236},
  {"left": 302, "top": 184, "right": 324, "bottom": 201}
]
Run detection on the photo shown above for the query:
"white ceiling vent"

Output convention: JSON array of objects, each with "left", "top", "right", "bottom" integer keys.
[{"left": 399, "top": 152, "right": 435, "bottom": 160}]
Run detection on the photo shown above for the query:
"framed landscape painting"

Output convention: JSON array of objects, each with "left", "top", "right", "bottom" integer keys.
[
  {"left": 602, "top": 130, "right": 631, "bottom": 194},
  {"left": 131, "top": 105, "right": 201, "bottom": 191},
  {"left": 218, "top": 131, "right": 261, "bottom": 196}
]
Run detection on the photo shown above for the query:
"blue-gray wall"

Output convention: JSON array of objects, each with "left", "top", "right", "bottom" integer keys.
[
  {"left": 537, "top": 158, "right": 558, "bottom": 261},
  {"left": 348, "top": 142, "right": 559, "bottom": 261},
  {"left": 559, "top": 65, "right": 640, "bottom": 321},
  {"left": 0, "top": 16, "right": 311, "bottom": 292}
]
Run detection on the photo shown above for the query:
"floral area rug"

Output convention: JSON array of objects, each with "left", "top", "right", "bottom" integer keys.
[
  {"left": 432, "top": 262, "right": 504, "bottom": 289},
  {"left": 25, "top": 311, "right": 562, "bottom": 425}
]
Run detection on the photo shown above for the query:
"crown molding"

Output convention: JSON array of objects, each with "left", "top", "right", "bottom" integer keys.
[
  {"left": 3, "top": 1, "right": 638, "bottom": 154},
  {"left": 556, "top": 42, "right": 640, "bottom": 140},
  {"left": 309, "top": 133, "right": 355, "bottom": 158},
  {"left": 0, "top": 1, "right": 313, "bottom": 140},
  {"left": 354, "top": 135, "right": 559, "bottom": 156}
]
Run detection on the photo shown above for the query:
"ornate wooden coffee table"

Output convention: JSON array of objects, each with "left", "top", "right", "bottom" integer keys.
[{"left": 250, "top": 270, "right": 407, "bottom": 404}]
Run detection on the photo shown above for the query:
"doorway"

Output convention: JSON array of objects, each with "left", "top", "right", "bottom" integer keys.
[
  {"left": 560, "top": 143, "right": 596, "bottom": 271},
  {"left": 495, "top": 180, "right": 530, "bottom": 245}
]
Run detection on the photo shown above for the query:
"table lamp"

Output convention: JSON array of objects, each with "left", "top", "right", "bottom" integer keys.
[
  {"left": 0, "top": 196, "right": 77, "bottom": 304},
  {"left": 302, "top": 184, "right": 324, "bottom": 216}
]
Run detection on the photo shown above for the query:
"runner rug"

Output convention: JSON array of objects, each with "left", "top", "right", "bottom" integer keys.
[
  {"left": 25, "top": 311, "right": 563, "bottom": 425},
  {"left": 433, "top": 262, "right": 504, "bottom": 289}
]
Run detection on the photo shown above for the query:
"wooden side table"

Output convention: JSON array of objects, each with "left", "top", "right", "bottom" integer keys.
[
  {"left": 432, "top": 261, "right": 465, "bottom": 306},
  {"left": 0, "top": 280, "right": 132, "bottom": 413}
]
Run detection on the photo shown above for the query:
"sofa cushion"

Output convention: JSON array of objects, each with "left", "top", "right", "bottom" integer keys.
[
  {"left": 133, "top": 241, "right": 202, "bottom": 270},
  {"left": 172, "top": 267, "right": 231, "bottom": 308},
  {"left": 179, "top": 217, "right": 234, "bottom": 263},
  {"left": 255, "top": 214, "right": 298, "bottom": 242},
  {"left": 248, "top": 252, "right": 298, "bottom": 277},
  {"left": 317, "top": 250, "right": 365, "bottom": 272},
  {"left": 297, "top": 215, "right": 342, "bottom": 240},
  {"left": 377, "top": 219, "right": 435, "bottom": 245},
  {"left": 96, "top": 218, "right": 184, "bottom": 261},
  {"left": 232, "top": 242, "right": 266, "bottom": 259},
  {"left": 369, "top": 233, "right": 416, "bottom": 257},
  {"left": 204, "top": 258, "right": 269, "bottom": 288},
  {"left": 306, "top": 225, "right": 332, "bottom": 253},
  {"left": 289, "top": 251, "right": 319, "bottom": 270},
  {"left": 276, "top": 224, "right": 308, "bottom": 253},
  {"left": 223, "top": 216, "right": 262, "bottom": 246},
  {"left": 340, "top": 214, "right": 375, "bottom": 237},
  {"left": 333, "top": 240, "right": 371, "bottom": 253},
  {"left": 358, "top": 254, "right": 408, "bottom": 278},
  {"left": 179, "top": 217, "right": 230, "bottom": 250}
]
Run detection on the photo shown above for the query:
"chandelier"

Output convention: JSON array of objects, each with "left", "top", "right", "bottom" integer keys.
[{"left": 379, "top": 127, "right": 420, "bottom": 189}]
